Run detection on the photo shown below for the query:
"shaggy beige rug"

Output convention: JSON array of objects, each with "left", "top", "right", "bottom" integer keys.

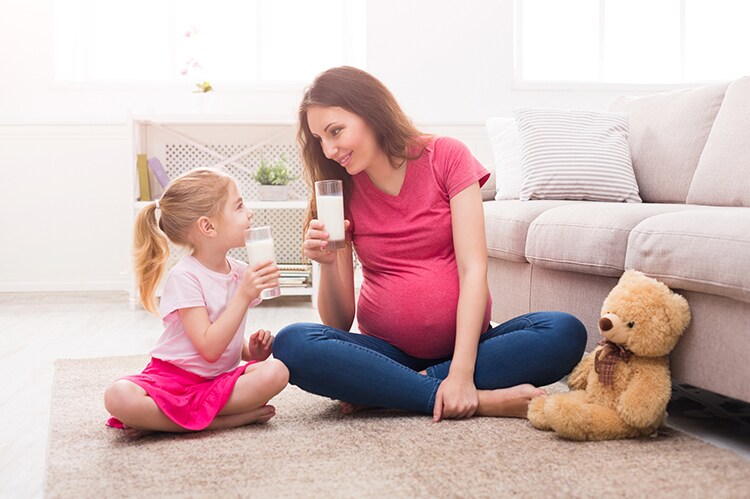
[{"left": 45, "top": 356, "right": 750, "bottom": 498}]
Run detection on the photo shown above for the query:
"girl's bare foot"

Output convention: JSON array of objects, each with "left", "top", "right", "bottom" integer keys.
[
  {"left": 121, "top": 426, "right": 154, "bottom": 439},
  {"left": 476, "top": 384, "right": 547, "bottom": 418},
  {"left": 118, "top": 406, "right": 276, "bottom": 436},
  {"left": 209, "top": 405, "right": 276, "bottom": 429},
  {"left": 246, "top": 405, "right": 276, "bottom": 424}
]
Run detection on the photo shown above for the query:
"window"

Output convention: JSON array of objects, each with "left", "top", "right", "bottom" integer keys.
[
  {"left": 54, "top": 0, "right": 366, "bottom": 87},
  {"left": 516, "top": 0, "right": 750, "bottom": 86}
]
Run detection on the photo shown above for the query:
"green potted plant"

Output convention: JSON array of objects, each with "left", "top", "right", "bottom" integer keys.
[{"left": 253, "top": 154, "right": 297, "bottom": 201}]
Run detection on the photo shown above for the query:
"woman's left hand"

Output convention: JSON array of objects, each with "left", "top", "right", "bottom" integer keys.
[{"left": 433, "top": 371, "right": 479, "bottom": 422}]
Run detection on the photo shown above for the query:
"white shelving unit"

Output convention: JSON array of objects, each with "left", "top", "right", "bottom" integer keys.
[{"left": 128, "top": 114, "right": 315, "bottom": 309}]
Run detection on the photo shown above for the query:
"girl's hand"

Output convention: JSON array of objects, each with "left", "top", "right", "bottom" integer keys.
[
  {"left": 303, "top": 219, "right": 350, "bottom": 265},
  {"left": 240, "top": 260, "right": 280, "bottom": 301},
  {"left": 432, "top": 371, "right": 479, "bottom": 422},
  {"left": 248, "top": 329, "right": 273, "bottom": 361}
]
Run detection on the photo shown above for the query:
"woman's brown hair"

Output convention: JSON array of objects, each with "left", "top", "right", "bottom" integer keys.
[
  {"left": 133, "top": 168, "right": 233, "bottom": 313},
  {"left": 297, "top": 66, "right": 429, "bottom": 233}
]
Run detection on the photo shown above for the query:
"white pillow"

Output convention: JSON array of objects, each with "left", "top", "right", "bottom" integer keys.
[
  {"left": 486, "top": 117, "right": 522, "bottom": 200},
  {"left": 513, "top": 107, "right": 641, "bottom": 203}
]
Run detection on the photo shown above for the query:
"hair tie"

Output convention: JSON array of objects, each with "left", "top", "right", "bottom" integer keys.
[{"left": 154, "top": 198, "right": 160, "bottom": 211}]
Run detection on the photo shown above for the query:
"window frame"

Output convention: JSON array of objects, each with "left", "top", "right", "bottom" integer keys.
[{"left": 513, "top": 0, "right": 732, "bottom": 91}]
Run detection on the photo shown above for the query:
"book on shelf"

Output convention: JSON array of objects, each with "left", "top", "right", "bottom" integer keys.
[
  {"left": 279, "top": 268, "right": 311, "bottom": 276},
  {"left": 278, "top": 263, "right": 312, "bottom": 287},
  {"left": 279, "top": 274, "right": 310, "bottom": 280},
  {"left": 149, "top": 171, "right": 165, "bottom": 200},
  {"left": 147, "top": 157, "right": 169, "bottom": 200},
  {"left": 280, "top": 278, "right": 309, "bottom": 287},
  {"left": 279, "top": 274, "right": 308, "bottom": 280},
  {"left": 147, "top": 157, "right": 170, "bottom": 188},
  {"left": 136, "top": 154, "right": 151, "bottom": 201},
  {"left": 278, "top": 263, "right": 312, "bottom": 272}
]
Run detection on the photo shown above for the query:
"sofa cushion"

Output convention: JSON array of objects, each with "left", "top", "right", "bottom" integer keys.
[
  {"left": 608, "top": 81, "right": 728, "bottom": 204},
  {"left": 481, "top": 170, "right": 497, "bottom": 201},
  {"left": 525, "top": 203, "right": 700, "bottom": 277},
  {"left": 486, "top": 117, "right": 522, "bottom": 200},
  {"left": 513, "top": 107, "right": 640, "bottom": 203},
  {"left": 483, "top": 200, "right": 579, "bottom": 262},
  {"left": 687, "top": 77, "right": 750, "bottom": 207},
  {"left": 626, "top": 208, "right": 750, "bottom": 304}
]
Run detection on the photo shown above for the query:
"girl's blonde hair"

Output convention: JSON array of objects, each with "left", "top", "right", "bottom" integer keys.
[
  {"left": 134, "top": 168, "right": 234, "bottom": 313},
  {"left": 297, "top": 66, "right": 430, "bottom": 233}
]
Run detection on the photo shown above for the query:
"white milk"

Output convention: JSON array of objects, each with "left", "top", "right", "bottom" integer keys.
[
  {"left": 245, "top": 238, "right": 281, "bottom": 299},
  {"left": 316, "top": 195, "right": 345, "bottom": 242},
  {"left": 246, "top": 238, "right": 277, "bottom": 267}
]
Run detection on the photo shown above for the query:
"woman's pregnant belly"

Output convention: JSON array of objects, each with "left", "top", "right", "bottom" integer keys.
[{"left": 356, "top": 265, "right": 462, "bottom": 359}]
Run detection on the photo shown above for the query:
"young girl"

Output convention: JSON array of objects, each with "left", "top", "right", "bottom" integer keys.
[{"left": 105, "top": 168, "right": 289, "bottom": 436}]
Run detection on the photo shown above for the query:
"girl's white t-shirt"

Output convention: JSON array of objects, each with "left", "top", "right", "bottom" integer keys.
[{"left": 152, "top": 255, "right": 260, "bottom": 378}]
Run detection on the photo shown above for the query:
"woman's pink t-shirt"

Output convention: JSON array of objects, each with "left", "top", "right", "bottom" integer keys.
[
  {"left": 151, "top": 255, "right": 260, "bottom": 378},
  {"left": 349, "top": 137, "right": 492, "bottom": 359}
]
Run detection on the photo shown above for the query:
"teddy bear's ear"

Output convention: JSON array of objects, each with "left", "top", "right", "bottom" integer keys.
[
  {"left": 620, "top": 269, "right": 644, "bottom": 282},
  {"left": 670, "top": 290, "right": 692, "bottom": 332}
]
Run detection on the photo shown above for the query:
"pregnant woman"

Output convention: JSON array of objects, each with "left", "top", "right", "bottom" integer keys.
[{"left": 273, "top": 66, "right": 586, "bottom": 420}]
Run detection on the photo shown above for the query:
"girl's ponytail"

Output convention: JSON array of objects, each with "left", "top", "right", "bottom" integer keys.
[{"left": 133, "top": 203, "right": 170, "bottom": 313}]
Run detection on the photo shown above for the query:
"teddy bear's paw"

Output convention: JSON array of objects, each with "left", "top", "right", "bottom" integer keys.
[
  {"left": 544, "top": 393, "right": 595, "bottom": 440},
  {"left": 553, "top": 401, "right": 642, "bottom": 441},
  {"left": 527, "top": 395, "right": 552, "bottom": 430},
  {"left": 617, "top": 399, "right": 669, "bottom": 430}
]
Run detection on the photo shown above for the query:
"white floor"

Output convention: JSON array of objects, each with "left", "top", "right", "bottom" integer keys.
[{"left": 1, "top": 292, "right": 747, "bottom": 498}]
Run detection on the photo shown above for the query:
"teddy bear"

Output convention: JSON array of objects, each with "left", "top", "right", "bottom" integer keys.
[{"left": 527, "top": 269, "right": 691, "bottom": 441}]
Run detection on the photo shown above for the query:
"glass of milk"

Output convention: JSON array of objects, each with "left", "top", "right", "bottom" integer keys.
[
  {"left": 244, "top": 226, "right": 281, "bottom": 300},
  {"left": 314, "top": 180, "right": 346, "bottom": 249}
]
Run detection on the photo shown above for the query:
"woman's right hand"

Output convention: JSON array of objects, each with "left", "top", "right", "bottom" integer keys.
[{"left": 303, "top": 219, "right": 350, "bottom": 265}]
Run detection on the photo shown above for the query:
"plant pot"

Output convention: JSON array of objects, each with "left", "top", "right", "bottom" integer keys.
[{"left": 258, "top": 184, "right": 289, "bottom": 201}]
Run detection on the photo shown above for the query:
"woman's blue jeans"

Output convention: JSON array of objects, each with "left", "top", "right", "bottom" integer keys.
[{"left": 272, "top": 311, "right": 587, "bottom": 415}]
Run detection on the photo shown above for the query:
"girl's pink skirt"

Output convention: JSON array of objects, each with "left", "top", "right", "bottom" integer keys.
[{"left": 107, "top": 357, "right": 254, "bottom": 431}]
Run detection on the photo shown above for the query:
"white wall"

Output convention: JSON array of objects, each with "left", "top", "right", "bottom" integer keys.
[
  {"left": 367, "top": 0, "right": 628, "bottom": 122},
  {"left": 0, "top": 125, "right": 131, "bottom": 290},
  {"left": 0, "top": 0, "right": 659, "bottom": 291}
]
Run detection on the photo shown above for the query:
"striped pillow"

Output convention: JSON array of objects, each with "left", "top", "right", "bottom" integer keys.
[{"left": 514, "top": 107, "right": 641, "bottom": 203}]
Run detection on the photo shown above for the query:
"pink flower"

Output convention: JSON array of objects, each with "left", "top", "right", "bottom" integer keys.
[{"left": 180, "top": 26, "right": 212, "bottom": 92}]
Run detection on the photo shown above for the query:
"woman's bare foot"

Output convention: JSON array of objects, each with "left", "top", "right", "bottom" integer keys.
[
  {"left": 339, "top": 401, "right": 372, "bottom": 415},
  {"left": 476, "top": 384, "right": 547, "bottom": 418}
]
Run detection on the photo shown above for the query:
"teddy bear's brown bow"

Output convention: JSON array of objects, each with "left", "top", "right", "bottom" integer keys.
[{"left": 594, "top": 339, "right": 634, "bottom": 388}]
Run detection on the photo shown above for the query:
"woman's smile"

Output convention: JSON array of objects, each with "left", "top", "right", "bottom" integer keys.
[{"left": 337, "top": 152, "right": 352, "bottom": 167}]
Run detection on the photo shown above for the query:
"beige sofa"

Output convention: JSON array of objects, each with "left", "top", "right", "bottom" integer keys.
[{"left": 482, "top": 77, "right": 750, "bottom": 404}]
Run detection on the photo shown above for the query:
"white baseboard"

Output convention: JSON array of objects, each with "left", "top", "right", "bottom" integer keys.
[{"left": 0, "top": 281, "right": 129, "bottom": 293}]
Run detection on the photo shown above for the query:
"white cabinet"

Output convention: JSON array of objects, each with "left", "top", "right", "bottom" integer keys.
[{"left": 128, "top": 115, "right": 314, "bottom": 309}]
